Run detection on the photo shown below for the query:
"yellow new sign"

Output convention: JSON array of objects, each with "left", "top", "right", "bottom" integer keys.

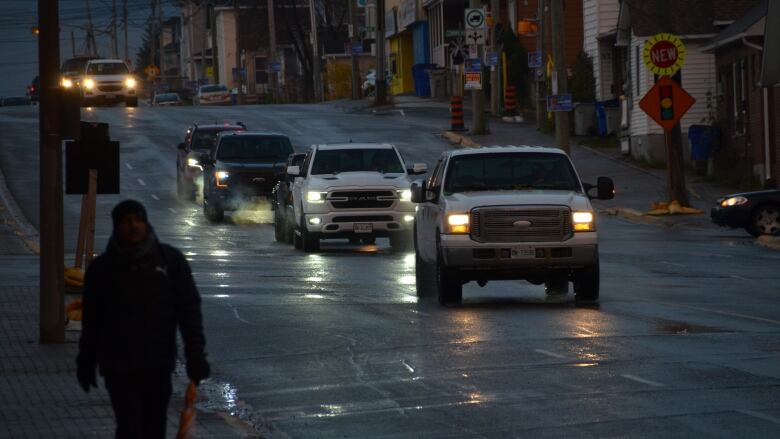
[
  {"left": 643, "top": 33, "right": 686, "bottom": 76},
  {"left": 206, "top": 66, "right": 214, "bottom": 79}
]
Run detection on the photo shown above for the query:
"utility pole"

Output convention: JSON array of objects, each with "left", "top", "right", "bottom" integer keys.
[
  {"left": 111, "top": 0, "right": 118, "bottom": 58},
  {"left": 550, "top": 0, "right": 570, "bottom": 153},
  {"left": 149, "top": 0, "right": 157, "bottom": 100},
  {"left": 470, "top": 0, "right": 487, "bottom": 134},
  {"left": 158, "top": 0, "right": 166, "bottom": 84},
  {"left": 38, "top": 0, "right": 65, "bottom": 343},
  {"left": 375, "top": 0, "right": 387, "bottom": 105},
  {"left": 85, "top": 0, "right": 97, "bottom": 56},
  {"left": 535, "top": 0, "right": 545, "bottom": 130},
  {"left": 123, "top": 0, "right": 128, "bottom": 61},
  {"left": 309, "top": 0, "right": 322, "bottom": 102},
  {"left": 267, "top": 0, "right": 278, "bottom": 102},
  {"left": 348, "top": 0, "right": 360, "bottom": 100},
  {"left": 489, "top": 0, "right": 499, "bottom": 115},
  {"left": 210, "top": 1, "right": 220, "bottom": 83},
  {"left": 233, "top": 0, "right": 244, "bottom": 104}
]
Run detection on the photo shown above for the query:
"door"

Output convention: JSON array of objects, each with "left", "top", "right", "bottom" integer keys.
[{"left": 418, "top": 157, "right": 446, "bottom": 262}]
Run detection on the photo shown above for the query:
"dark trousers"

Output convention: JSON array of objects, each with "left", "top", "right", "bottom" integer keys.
[{"left": 103, "top": 369, "right": 173, "bottom": 439}]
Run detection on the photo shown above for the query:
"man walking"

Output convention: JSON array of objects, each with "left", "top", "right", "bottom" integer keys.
[{"left": 77, "top": 200, "right": 210, "bottom": 438}]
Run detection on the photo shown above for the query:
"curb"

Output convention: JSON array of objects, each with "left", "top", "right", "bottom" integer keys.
[
  {"left": 441, "top": 131, "right": 481, "bottom": 148},
  {"left": 603, "top": 207, "right": 663, "bottom": 226},
  {"left": 0, "top": 167, "right": 39, "bottom": 254},
  {"left": 756, "top": 235, "right": 780, "bottom": 251}
]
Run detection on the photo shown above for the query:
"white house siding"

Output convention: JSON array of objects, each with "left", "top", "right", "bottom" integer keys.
[
  {"left": 583, "top": 0, "right": 620, "bottom": 101},
  {"left": 629, "top": 33, "right": 653, "bottom": 136},
  {"left": 583, "top": 0, "right": 600, "bottom": 98},
  {"left": 678, "top": 43, "right": 717, "bottom": 132}
]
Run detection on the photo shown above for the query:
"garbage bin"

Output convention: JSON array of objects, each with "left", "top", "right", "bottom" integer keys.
[
  {"left": 428, "top": 68, "right": 447, "bottom": 98},
  {"left": 412, "top": 64, "right": 434, "bottom": 97},
  {"left": 595, "top": 100, "right": 620, "bottom": 136},
  {"left": 573, "top": 103, "right": 596, "bottom": 136},
  {"left": 688, "top": 124, "right": 714, "bottom": 174}
]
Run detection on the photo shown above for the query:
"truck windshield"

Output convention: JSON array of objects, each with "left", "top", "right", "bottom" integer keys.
[
  {"left": 86, "top": 62, "right": 129, "bottom": 75},
  {"left": 311, "top": 149, "right": 404, "bottom": 175},
  {"left": 191, "top": 128, "right": 241, "bottom": 151},
  {"left": 444, "top": 153, "right": 581, "bottom": 193},
  {"left": 216, "top": 136, "right": 294, "bottom": 162}
]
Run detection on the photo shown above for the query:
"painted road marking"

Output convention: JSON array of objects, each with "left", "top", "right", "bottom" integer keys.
[
  {"left": 534, "top": 349, "right": 566, "bottom": 359},
  {"left": 125, "top": 162, "right": 133, "bottom": 170},
  {"left": 660, "top": 261, "right": 686, "bottom": 268},
  {"left": 401, "top": 360, "right": 415, "bottom": 373},
  {"left": 168, "top": 208, "right": 176, "bottom": 214},
  {"left": 652, "top": 300, "right": 780, "bottom": 327},
  {"left": 151, "top": 194, "right": 160, "bottom": 201},
  {"left": 137, "top": 178, "right": 146, "bottom": 186},
  {"left": 738, "top": 409, "right": 780, "bottom": 425},
  {"left": 620, "top": 373, "right": 664, "bottom": 387}
]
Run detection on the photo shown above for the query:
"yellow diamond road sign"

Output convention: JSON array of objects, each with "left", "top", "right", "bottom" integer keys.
[{"left": 643, "top": 33, "right": 686, "bottom": 76}]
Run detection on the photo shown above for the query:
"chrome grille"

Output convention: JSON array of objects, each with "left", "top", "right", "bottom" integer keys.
[
  {"left": 98, "top": 85, "right": 123, "bottom": 92},
  {"left": 329, "top": 190, "right": 395, "bottom": 209},
  {"left": 470, "top": 206, "right": 573, "bottom": 243}
]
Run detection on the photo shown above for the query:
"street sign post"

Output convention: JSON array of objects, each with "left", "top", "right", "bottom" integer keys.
[
  {"left": 465, "top": 8, "right": 486, "bottom": 30},
  {"left": 528, "top": 51, "right": 542, "bottom": 68},
  {"left": 465, "top": 72, "right": 482, "bottom": 90},
  {"left": 465, "top": 29, "right": 486, "bottom": 46},
  {"left": 465, "top": 58, "right": 481, "bottom": 73},
  {"left": 486, "top": 51, "right": 498, "bottom": 67},
  {"left": 270, "top": 62, "right": 282, "bottom": 73},
  {"left": 546, "top": 94, "right": 573, "bottom": 112},
  {"left": 144, "top": 64, "right": 160, "bottom": 78},
  {"left": 639, "top": 76, "right": 695, "bottom": 132},
  {"left": 643, "top": 33, "right": 686, "bottom": 77},
  {"left": 445, "top": 29, "right": 465, "bottom": 37}
]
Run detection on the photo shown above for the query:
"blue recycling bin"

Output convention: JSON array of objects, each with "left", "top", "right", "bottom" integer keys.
[
  {"left": 688, "top": 125, "right": 714, "bottom": 161},
  {"left": 594, "top": 100, "right": 619, "bottom": 136},
  {"left": 412, "top": 63, "right": 434, "bottom": 97}
]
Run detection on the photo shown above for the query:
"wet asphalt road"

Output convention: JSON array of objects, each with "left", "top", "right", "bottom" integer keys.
[{"left": 1, "top": 104, "right": 780, "bottom": 437}]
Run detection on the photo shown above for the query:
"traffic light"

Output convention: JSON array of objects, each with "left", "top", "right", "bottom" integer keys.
[{"left": 660, "top": 85, "right": 674, "bottom": 120}]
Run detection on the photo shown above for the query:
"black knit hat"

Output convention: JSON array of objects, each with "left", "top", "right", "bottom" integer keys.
[{"left": 111, "top": 199, "right": 148, "bottom": 229}]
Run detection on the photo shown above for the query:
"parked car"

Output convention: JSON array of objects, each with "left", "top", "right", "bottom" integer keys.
[
  {"left": 710, "top": 189, "right": 780, "bottom": 236},
  {"left": 202, "top": 131, "right": 294, "bottom": 222},
  {"left": 176, "top": 122, "right": 246, "bottom": 200},
  {"left": 194, "top": 84, "right": 230, "bottom": 105},
  {"left": 80, "top": 59, "right": 138, "bottom": 107},
  {"left": 1, "top": 96, "right": 32, "bottom": 106},
  {"left": 411, "top": 146, "right": 615, "bottom": 305},
  {"left": 27, "top": 76, "right": 40, "bottom": 102},
  {"left": 283, "top": 143, "right": 426, "bottom": 252},
  {"left": 153, "top": 92, "right": 183, "bottom": 106},
  {"left": 272, "top": 152, "right": 308, "bottom": 243}
]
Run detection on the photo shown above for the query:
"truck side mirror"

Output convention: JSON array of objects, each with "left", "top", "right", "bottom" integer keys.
[
  {"left": 597, "top": 177, "right": 615, "bottom": 200},
  {"left": 286, "top": 165, "right": 301, "bottom": 176},
  {"left": 410, "top": 181, "right": 425, "bottom": 203},
  {"left": 198, "top": 153, "right": 212, "bottom": 166},
  {"left": 407, "top": 163, "right": 428, "bottom": 175}
]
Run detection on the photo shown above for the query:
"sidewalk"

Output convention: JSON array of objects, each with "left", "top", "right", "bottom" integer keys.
[
  {"left": 0, "top": 182, "right": 248, "bottom": 437},
  {"left": 445, "top": 116, "right": 743, "bottom": 229}
]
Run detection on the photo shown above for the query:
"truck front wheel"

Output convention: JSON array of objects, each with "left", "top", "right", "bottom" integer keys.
[
  {"left": 573, "top": 259, "right": 600, "bottom": 303},
  {"left": 435, "top": 246, "right": 462, "bottom": 305}
]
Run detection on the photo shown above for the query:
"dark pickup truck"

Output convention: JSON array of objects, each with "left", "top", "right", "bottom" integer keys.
[{"left": 201, "top": 131, "right": 294, "bottom": 222}]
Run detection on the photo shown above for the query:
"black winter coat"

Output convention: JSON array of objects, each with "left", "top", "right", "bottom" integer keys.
[{"left": 77, "top": 242, "right": 207, "bottom": 374}]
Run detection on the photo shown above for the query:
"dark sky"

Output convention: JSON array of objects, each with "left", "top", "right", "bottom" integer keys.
[{"left": 0, "top": 0, "right": 175, "bottom": 97}]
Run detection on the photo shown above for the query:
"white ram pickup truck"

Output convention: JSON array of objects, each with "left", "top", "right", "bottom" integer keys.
[
  {"left": 286, "top": 143, "right": 427, "bottom": 252},
  {"left": 411, "top": 146, "right": 615, "bottom": 305}
]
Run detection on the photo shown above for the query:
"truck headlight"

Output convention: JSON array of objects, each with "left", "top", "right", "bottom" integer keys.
[
  {"left": 447, "top": 213, "right": 470, "bottom": 234},
  {"left": 215, "top": 171, "right": 229, "bottom": 188},
  {"left": 83, "top": 78, "right": 95, "bottom": 90},
  {"left": 125, "top": 77, "right": 136, "bottom": 89},
  {"left": 187, "top": 158, "right": 202, "bottom": 170},
  {"left": 572, "top": 211, "right": 595, "bottom": 232},
  {"left": 307, "top": 191, "right": 327, "bottom": 203},
  {"left": 721, "top": 196, "right": 748, "bottom": 208},
  {"left": 61, "top": 78, "right": 73, "bottom": 88},
  {"left": 398, "top": 189, "right": 412, "bottom": 201}
]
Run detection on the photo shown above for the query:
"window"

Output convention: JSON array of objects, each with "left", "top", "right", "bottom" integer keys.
[
  {"left": 87, "top": 62, "right": 129, "bottom": 75},
  {"left": 310, "top": 149, "right": 405, "bottom": 175},
  {"left": 255, "top": 57, "right": 269, "bottom": 84},
  {"left": 443, "top": 153, "right": 581, "bottom": 193},
  {"left": 216, "top": 136, "right": 294, "bottom": 162}
]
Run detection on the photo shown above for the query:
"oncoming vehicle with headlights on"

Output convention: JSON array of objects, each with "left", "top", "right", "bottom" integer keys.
[
  {"left": 284, "top": 143, "right": 427, "bottom": 252},
  {"left": 411, "top": 146, "right": 615, "bottom": 305},
  {"left": 80, "top": 59, "right": 138, "bottom": 107},
  {"left": 176, "top": 122, "right": 246, "bottom": 200},
  {"left": 201, "top": 131, "right": 294, "bottom": 222}
]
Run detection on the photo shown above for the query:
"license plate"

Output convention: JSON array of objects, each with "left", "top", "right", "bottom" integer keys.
[
  {"left": 105, "top": 94, "right": 116, "bottom": 99},
  {"left": 354, "top": 223, "right": 373, "bottom": 234},
  {"left": 511, "top": 246, "right": 536, "bottom": 259}
]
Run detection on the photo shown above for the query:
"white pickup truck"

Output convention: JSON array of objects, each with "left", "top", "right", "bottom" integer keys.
[
  {"left": 284, "top": 143, "right": 427, "bottom": 252},
  {"left": 411, "top": 146, "right": 615, "bottom": 305}
]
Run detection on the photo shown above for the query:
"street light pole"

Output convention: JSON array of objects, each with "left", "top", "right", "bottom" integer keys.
[{"left": 38, "top": 0, "right": 65, "bottom": 344}]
